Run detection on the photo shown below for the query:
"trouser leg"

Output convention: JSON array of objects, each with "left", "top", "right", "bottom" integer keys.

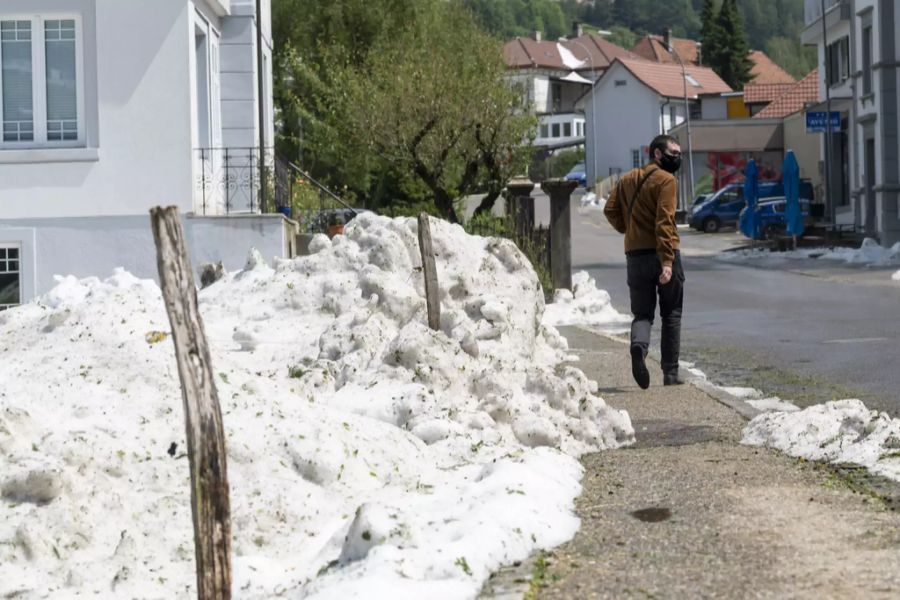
[
  {"left": 658, "top": 254, "right": 684, "bottom": 375},
  {"left": 627, "top": 256, "right": 657, "bottom": 357}
]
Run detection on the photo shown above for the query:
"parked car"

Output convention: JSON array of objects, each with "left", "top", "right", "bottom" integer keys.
[
  {"left": 689, "top": 180, "right": 814, "bottom": 233},
  {"left": 565, "top": 162, "right": 587, "bottom": 187},
  {"left": 739, "top": 197, "right": 811, "bottom": 240}
]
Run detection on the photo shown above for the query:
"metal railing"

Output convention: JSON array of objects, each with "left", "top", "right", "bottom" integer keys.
[
  {"left": 194, "top": 147, "right": 358, "bottom": 234},
  {"left": 194, "top": 147, "right": 282, "bottom": 215}
]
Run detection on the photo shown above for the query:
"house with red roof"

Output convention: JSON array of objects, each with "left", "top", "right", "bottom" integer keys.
[
  {"left": 582, "top": 56, "right": 730, "bottom": 195},
  {"left": 632, "top": 31, "right": 796, "bottom": 88},
  {"left": 503, "top": 27, "right": 635, "bottom": 148},
  {"left": 667, "top": 69, "right": 823, "bottom": 204}
]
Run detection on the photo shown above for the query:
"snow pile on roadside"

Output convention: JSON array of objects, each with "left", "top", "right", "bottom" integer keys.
[
  {"left": 742, "top": 399, "right": 900, "bottom": 482},
  {"left": 718, "top": 238, "right": 900, "bottom": 269},
  {"left": 892, "top": 269, "right": 900, "bottom": 281},
  {"left": 577, "top": 192, "right": 606, "bottom": 214},
  {"left": 543, "top": 271, "right": 630, "bottom": 332},
  {"left": 0, "top": 213, "right": 633, "bottom": 599}
]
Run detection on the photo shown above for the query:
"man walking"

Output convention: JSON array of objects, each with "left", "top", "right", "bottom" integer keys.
[{"left": 604, "top": 135, "right": 685, "bottom": 389}]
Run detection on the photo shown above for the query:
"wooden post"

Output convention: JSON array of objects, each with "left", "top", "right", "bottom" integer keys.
[
  {"left": 417, "top": 213, "right": 440, "bottom": 330},
  {"left": 150, "top": 206, "right": 231, "bottom": 600},
  {"left": 541, "top": 178, "right": 577, "bottom": 291}
]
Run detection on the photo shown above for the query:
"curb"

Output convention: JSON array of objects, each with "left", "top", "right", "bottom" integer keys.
[{"left": 573, "top": 325, "right": 763, "bottom": 421}]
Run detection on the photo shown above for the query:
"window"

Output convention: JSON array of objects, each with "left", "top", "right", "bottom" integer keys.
[
  {"left": 0, "top": 16, "right": 83, "bottom": 147},
  {"left": 551, "top": 82, "right": 562, "bottom": 111},
  {"left": 0, "top": 245, "right": 20, "bottom": 309},
  {"left": 862, "top": 25, "right": 873, "bottom": 96},
  {"left": 563, "top": 122, "right": 571, "bottom": 137},
  {"left": 551, "top": 123, "right": 560, "bottom": 138},
  {"left": 631, "top": 149, "right": 641, "bottom": 168},
  {"left": 689, "top": 102, "right": 701, "bottom": 121},
  {"left": 614, "top": 80, "right": 627, "bottom": 87},
  {"left": 539, "top": 123, "right": 549, "bottom": 138},
  {"left": 826, "top": 36, "right": 849, "bottom": 87},
  {"left": 577, "top": 122, "right": 583, "bottom": 136},
  {"left": 669, "top": 105, "right": 677, "bottom": 126}
]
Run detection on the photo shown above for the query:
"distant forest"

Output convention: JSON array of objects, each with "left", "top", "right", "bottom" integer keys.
[{"left": 461, "top": 0, "right": 817, "bottom": 79}]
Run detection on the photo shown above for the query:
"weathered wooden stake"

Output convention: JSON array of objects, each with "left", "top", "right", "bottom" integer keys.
[
  {"left": 417, "top": 213, "right": 441, "bottom": 330},
  {"left": 150, "top": 206, "right": 231, "bottom": 600}
]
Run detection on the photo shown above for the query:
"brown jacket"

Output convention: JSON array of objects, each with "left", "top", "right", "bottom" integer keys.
[{"left": 603, "top": 165, "right": 680, "bottom": 266}]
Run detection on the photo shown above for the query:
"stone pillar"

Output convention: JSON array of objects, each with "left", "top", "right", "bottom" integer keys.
[
  {"left": 506, "top": 176, "right": 535, "bottom": 235},
  {"left": 541, "top": 178, "right": 578, "bottom": 291}
]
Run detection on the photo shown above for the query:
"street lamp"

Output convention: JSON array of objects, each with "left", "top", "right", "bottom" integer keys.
[{"left": 665, "top": 43, "right": 696, "bottom": 214}]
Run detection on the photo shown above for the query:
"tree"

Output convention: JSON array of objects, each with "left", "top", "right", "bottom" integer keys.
[
  {"left": 339, "top": 3, "right": 535, "bottom": 221},
  {"left": 712, "top": 0, "right": 754, "bottom": 89},
  {"left": 699, "top": 0, "right": 720, "bottom": 67}
]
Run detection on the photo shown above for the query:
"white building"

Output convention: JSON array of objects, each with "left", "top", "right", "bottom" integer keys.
[
  {"left": 583, "top": 57, "right": 731, "bottom": 190},
  {"left": 0, "top": 0, "right": 287, "bottom": 309},
  {"left": 504, "top": 30, "right": 636, "bottom": 149},
  {"left": 802, "top": 0, "right": 900, "bottom": 243}
]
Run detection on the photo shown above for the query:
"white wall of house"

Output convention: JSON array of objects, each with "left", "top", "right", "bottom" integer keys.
[
  {"left": 0, "top": 213, "right": 292, "bottom": 299},
  {"left": 584, "top": 64, "right": 665, "bottom": 186},
  {"left": 701, "top": 96, "right": 729, "bottom": 120},
  {"left": 0, "top": 0, "right": 285, "bottom": 307},
  {"left": 0, "top": 0, "right": 195, "bottom": 218}
]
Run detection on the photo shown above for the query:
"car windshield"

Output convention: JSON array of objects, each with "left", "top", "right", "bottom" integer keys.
[{"left": 568, "top": 163, "right": 585, "bottom": 173}]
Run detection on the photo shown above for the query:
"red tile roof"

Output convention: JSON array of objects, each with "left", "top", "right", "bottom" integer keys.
[
  {"left": 743, "top": 83, "right": 796, "bottom": 104},
  {"left": 632, "top": 38, "right": 794, "bottom": 87},
  {"left": 754, "top": 69, "right": 819, "bottom": 119},
  {"left": 748, "top": 50, "right": 796, "bottom": 85},
  {"left": 613, "top": 57, "right": 732, "bottom": 99},
  {"left": 631, "top": 35, "right": 700, "bottom": 65},
  {"left": 503, "top": 34, "right": 636, "bottom": 73}
]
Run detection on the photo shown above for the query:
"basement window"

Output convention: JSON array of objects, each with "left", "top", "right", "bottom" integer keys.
[{"left": 0, "top": 244, "right": 20, "bottom": 309}]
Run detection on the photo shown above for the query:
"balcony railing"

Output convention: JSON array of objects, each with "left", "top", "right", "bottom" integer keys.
[{"left": 194, "top": 147, "right": 358, "bottom": 234}]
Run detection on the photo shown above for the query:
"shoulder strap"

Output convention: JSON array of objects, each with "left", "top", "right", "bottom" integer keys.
[{"left": 626, "top": 167, "right": 659, "bottom": 232}]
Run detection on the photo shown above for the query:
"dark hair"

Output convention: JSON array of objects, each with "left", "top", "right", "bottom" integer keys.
[{"left": 649, "top": 134, "right": 678, "bottom": 159}]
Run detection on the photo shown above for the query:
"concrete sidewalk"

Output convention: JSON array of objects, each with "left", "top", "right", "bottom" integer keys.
[{"left": 528, "top": 326, "right": 900, "bottom": 599}]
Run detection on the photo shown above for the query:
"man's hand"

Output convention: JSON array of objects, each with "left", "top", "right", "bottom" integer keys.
[{"left": 659, "top": 265, "right": 672, "bottom": 285}]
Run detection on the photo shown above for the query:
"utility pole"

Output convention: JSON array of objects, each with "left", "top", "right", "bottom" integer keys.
[
  {"left": 821, "top": 0, "right": 834, "bottom": 225},
  {"left": 667, "top": 44, "right": 695, "bottom": 213}
]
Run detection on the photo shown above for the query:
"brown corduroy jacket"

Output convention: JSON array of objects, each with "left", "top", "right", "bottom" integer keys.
[{"left": 603, "top": 165, "right": 680, "bottom": 267}]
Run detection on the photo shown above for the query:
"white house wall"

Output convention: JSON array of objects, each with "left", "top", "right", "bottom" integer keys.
[
  {"left": 585, "top": 65, "right": 662, "bottom": 185},
  {"left": 0, "top": 214, "right": 290, "bottom": 299},
  {"left": 220, "top": 0, "right": 273, "bottom": 149},
  {"left": 0, "top": 0, "right": 195, "bottom": 218},
  {"left": 533, "top": 76, "right": 551, "bottom": 113}
]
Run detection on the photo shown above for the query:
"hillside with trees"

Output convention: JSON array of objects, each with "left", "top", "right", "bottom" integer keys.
[{"left": 463, "top": 0, "right": 817, "bottom": 80}]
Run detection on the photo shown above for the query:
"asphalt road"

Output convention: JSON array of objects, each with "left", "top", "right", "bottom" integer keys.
[{"left": 565, "top": 190, "right": 900, "bottom": 416}]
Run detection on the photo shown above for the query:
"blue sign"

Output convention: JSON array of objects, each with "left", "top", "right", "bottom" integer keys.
[{"left": 806, "top": 111, "right": 841, "bottom": 133}]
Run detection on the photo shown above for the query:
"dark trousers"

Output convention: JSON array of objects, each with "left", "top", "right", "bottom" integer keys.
[{"left": 626, "top": 250, "right": 684, "bottom": 375}]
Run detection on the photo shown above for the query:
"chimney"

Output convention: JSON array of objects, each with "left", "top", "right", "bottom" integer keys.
[
  {"left": 533, "top": 30, "right": 542, "bottom": 42},
  {"left": 663, "top": 27, "right": 672, "bottom": 50},
  {"left": 572, "top": 21, "right": 583, "bottom": 38}
]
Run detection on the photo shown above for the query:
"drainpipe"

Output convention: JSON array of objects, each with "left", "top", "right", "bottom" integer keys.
[
  {"left": 848, "top": 0, "right": 860, "bottom": 229},
  {"left": 256, "top": 0, "right": 267, "bottom": 211},
  {"left": 660, "top": 98, "right": 671, "bottom": 134}
]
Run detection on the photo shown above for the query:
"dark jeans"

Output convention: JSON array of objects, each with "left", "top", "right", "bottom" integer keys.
[{"left": 626, "top": 250, "right": 684, "bottom": 374}]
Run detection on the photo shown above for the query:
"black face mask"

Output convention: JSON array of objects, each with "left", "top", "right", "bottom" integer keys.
[{"left": 658, "top": 152, "right": 682, "bottom": 174}]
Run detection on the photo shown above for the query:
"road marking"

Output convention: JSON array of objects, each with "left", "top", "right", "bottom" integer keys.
[{"left": 822, "top": 337, "right": 889, "bottom": 344}]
